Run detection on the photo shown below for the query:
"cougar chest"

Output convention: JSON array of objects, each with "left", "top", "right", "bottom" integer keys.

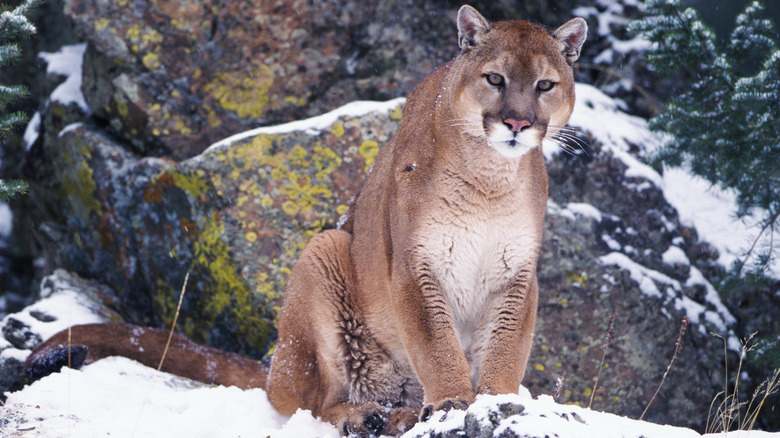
[{"left": 423, "top": 206, "right": 538, "bottom": 351}]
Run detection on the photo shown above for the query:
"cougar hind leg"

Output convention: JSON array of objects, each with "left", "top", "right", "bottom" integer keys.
[{"left": 267, "top": 230, "right": 417, "bottom": 436}]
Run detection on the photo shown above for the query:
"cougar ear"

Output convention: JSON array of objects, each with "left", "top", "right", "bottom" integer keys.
[
  {"left": 457, "top": 5, "right": 491, "bottom": 51},
  {"left": 554, "top": 17, "right": 588, "bottom": 64}
]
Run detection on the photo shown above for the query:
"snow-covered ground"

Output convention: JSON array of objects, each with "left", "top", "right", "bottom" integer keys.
[
  {"left": 3, "top": 344, "right": 777, "bottom": 437},
  {"left": 0, "top": 274, "right": 775, "bottom": 438}
]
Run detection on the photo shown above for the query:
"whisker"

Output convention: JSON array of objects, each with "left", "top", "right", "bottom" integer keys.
[
  {"left": 550, "top": 140, "right": 579, "bottom": 157},
  {"left": 553, "top": 133, "right": 590, "bottom": 150},
  {"left": 550, "top": 128, "right": 591, "bottom": 157},
  {"left": 554, "top": 127, "right": 583, "bottom": 135}
]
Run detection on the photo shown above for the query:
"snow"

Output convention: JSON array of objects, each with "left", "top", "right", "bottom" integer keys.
[
  {"left": 567, "top": 83, "right": 665, "bottom": 187},
  {"left": 599, "top": 251, "right": 739, "bottom": 350},
  {"left": 600, "top": 252, "right": 674, "bottom": 299},
  {"left": 661, "top": 167, "right": 780, "bottom": 276},
  {"left": 22, "top": 111, "right": 41, "bottom": 150},
  {"left": 205, "top": 98, "right": 407, "bottom": 152},
  {"left": 572, "top": 0, "right": 652, "bottom": 87},
  {"left": 547, "top": 200, "right": 604, "bottom": 223},
  {"left": 38, "top": 43, "right": 90, "bottom": 113},
  {"left": 57, "top": 121, "right": 85, "bottom": 138},
  {"left": 662, "top": 246, "right": 689, "bottom": 266},
  {"left": 0, "top": 201, "right": 11, "bottom": 240},
  {"left": 3, "top": 356, "right": 769, "bottom": 438},
  {"left": 405, "top": 392, "right": 705, "bottom": 438},
  {"left": 0, "top": 282, "right": 107, "bottom": 351},
  {"left": 4, "top": 356, "right": 337, "bottom": 438},
  {"left": 564, "top": 202, "right": 604, "bottom": 223}
]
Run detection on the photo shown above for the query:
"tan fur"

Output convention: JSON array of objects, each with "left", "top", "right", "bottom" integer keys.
[{"left": 26, "top": 6, "right": 586, "bottom": 436}]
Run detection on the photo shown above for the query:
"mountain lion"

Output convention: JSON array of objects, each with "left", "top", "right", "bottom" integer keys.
[{"left": 26, "top": 6, "right": 586, "bottom": 436}]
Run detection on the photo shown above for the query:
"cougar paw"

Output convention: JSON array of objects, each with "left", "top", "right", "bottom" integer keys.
[
  {"left": 340, "top": 409, "right": 388, "bottom": 437},
  {"left": 26, "top": 345, "right": 88, "bottom": 382},
  {"left": 419, "top": 398, "right": 471, "bottom": 422},
  {"left": 386, "top": 407, "right": 419, "bottom": 435}
]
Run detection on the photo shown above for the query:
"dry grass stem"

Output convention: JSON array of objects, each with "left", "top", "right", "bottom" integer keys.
[
  {"left": 589, "top": 312, "right": 617, "bottom": 409},
  {"left": 640, "top": 316, "right": 689, "bottom": 421},
  {"left": 158, "top": 271, "right": 189, "bottom": 371},
  {"left": 706, "top": 333, "right": 779, "bottom": 434},
  {"left": 67, "top": 325, "right": 72, "bottom": 368},
  {"left": 742, "top": 368, "right": 780, "bottom": 431}
]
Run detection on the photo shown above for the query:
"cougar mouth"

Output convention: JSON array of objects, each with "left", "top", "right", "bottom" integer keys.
[{"left": 487, "top": 123, "right": 540, "bottom": 158}]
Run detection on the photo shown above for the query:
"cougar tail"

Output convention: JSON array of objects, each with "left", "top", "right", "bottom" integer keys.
[{"left": 25, "top": 323, "right": 269, "bottom": 390}]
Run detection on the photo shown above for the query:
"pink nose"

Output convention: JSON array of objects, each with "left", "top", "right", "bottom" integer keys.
[{"left": 504, "top": 118, "right": 531, "bottom": 132}]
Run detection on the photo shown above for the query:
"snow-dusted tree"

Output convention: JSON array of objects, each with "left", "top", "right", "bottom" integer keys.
[
  {"left": 0, "top": 0, "right": 39, "bottom": 201},
  {"left": 630, "top": 0, "right": 779, "bottom": 275}
]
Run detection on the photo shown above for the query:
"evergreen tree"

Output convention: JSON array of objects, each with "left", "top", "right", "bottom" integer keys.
[
  {"left": 0, "top": 0, "right": 39, "bottom": 201},
  {"left": 630, "top": 0, "right": 780, "bottom": 275}
]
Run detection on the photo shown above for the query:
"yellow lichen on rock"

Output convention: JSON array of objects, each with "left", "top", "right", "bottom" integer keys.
[
  {"left": 330, "top": 122, "right": 345, "bottom": 138},
  {"left": 359, "top": 140, "right": 379, "bottom": 171},
  {"left": 389, "top": 104, "right": 403, "bottom": 121},
  {"left": 94, "top": 18, "right": 110, "bottom": 31},
  {"left": 169, "top": 168, "right": 209, "bottom": 198},
  {"left": 312, "top": 143, "right": 342, "bottom": 179},
  {"left": 203, "top": 65, "right": 274, "bottom": 119}
]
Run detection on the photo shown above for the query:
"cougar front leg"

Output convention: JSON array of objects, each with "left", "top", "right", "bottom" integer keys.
[
  {"left": 476, "top": 269, "right": 539, "bottom": 395},
  {"left": 391, "top": 258, "right": 475, "bottom": 417}
]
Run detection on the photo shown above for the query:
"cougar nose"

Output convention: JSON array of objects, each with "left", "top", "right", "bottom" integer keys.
[{"left": 504, "top": 118, "right": 531, "bottom": 133}]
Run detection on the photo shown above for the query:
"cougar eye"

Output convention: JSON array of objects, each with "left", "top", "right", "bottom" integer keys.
[
  {"left": 485, "top": 73, "right": 505, "bottom": 87},
  {"left": 537, "top": 80, "right": 555, "bottom": 92}
]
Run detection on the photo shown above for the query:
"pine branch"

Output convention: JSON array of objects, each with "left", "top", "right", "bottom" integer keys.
[
  {"left": 0, "top": 0, "right": 40, "bottom": 40},
  {"left": 0, "top": 83, "right": 29, "bottom": 106},
  {"left": 0, "top": 43, "right": 21, "bottom": 67},
  {"left": 735, "top": 208, "right": 780, "bottom": 276},
  {"left": 0, "top": 0, "right": 40, "bottom": 142},
  {"left": 632, "top": 0, "right": 780, "bottom": 275},
  {"left": 0, "top": 179, "right": 29, "bottom": 201},
  {"left": 0, "top": 110, "right": 28, "bottom": 136}
]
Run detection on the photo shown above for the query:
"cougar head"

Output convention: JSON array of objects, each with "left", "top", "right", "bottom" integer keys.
[{"left": 451, "top": 5, "right": 587, "bottom": 159}]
